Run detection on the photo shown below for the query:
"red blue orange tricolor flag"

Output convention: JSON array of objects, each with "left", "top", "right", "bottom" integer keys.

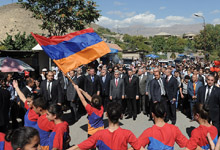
[{"left": 31, "top": 28, "right": 111, "bottom": 74}]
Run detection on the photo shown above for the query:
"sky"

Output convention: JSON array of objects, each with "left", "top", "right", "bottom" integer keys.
[{"left": 1, "top": 0, "right": 220, "bottom": 29}]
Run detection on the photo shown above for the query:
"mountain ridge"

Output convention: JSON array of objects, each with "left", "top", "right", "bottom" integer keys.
[{"left": 111, "top": 24, "right": 204, "bottom": 37}]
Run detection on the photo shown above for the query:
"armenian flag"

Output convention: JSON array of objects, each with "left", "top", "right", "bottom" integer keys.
[{"left": 31, "top": 28, "right": 111, "bottom": 74}]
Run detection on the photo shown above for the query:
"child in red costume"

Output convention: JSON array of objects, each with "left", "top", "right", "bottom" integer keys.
[
  {"left": 33, "top": 97, "right": 55, "bottom": 150},
  {"left": 67, "top": 102, "right": 142, "bottom": 150},
  {"left": 46, "top": 104, "right": 70, "bottom": 150},
  {"left": 13, "top": 80, "right": 39, "bottom": 128},
  {"left": 74, "top": 84, "right": 104, "bottom": 137},
  {"left": 185, "top": 103, "right": 218, "bottom": 150},
  {"left": 138, "top": 102, "right": 188, "bottom": 150},
  {"left": 0, "top": 132, "right": 12, "bottom": 150}
]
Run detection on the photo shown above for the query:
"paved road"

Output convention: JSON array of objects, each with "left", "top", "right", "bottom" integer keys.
[{"left": 67, "top": 111, "right": 198, "bottom": 149}]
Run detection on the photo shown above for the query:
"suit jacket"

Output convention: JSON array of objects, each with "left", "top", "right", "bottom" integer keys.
[
  {"left": 76, "top": 75, "right": 85, "bottom": 90},
  {"left": 0, "top": 88, "right": 11, "bottom": 126},
  {"left": 187, "top": 81, "right": 203, "bottom": 100},
  {"left": 198, "top": 75, "right": 205, "bottom": 85},
  {"left": 99, "top": 74, "right": 111, "bottom": 96},
  {"left": 84, "top": 75, "right": 100, "bottom": 96},
  {"left": 150, "top": 78, "right": 161, "bottom": 102},
  {"left": 145, "top": 74, "right": 154, "bottom": 99},
  {"left": 21, "top": 86, "right": 32, "bottom": 107},
  {"left": 197, "top": 85, "right": 220, "bottom": 132},
  {"left": 21, "top": 86, "right": 32, "bottom": 98},
  {"left": 124, "top": 76, "right": 139, "bottom": 99},
  {"left": 139, "top": 75, "right": 147, "bottom": 95},
  {"left": 109, "top": 78, "right": 125, "bottom": 100},
  {"left": 120, "top": 73, "right": 127, "bottom": 80},
  {"left": 58, "top": 74, "right": 68, "bottom": 92},
  {"left": 66, "top": 77, "right": 78, "bottom": 102},
  {"left": 164, "top": 76, "right": 178, "bottom": 100},
  {"left": 40, "top": 80, "right": 62, "bottom": 104}
]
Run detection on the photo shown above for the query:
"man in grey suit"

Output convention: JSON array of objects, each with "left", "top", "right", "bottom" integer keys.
[
  {"left": 145, "top": 69, "right": 154, "bottom": 116},
  {"left": 66, "top": 70, "right": 78, "bottom": 122},
  {"left": 109, "top": 71, "right": 125, "bottom": 104},
  {"left": 138, "top": 68, "right": 148, "bottom": 114}
]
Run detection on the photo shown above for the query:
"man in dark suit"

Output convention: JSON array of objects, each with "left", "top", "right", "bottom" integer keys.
[
  {"left": 119, "top": 66, "right": 127, "bottom": 80},
  {"left": 76, "top": 67, "right": 85, "bottom": 90},
  {"left": 124, "top": 69, "right": 139, "bottom": 120},
  {"left": 66, "top": 70, "right": 79, "bottom": 122},
  {"left": 164, "top": 69, "right": 178, "bottom": 125},
  {"left": 19, "top": 77, "right": 35, "bottom": 125},
  {"left": 40, "top": 71, "right": 62, "bottom": 105},
  {"left": 138, "top": 68, "right": 148, "bottom": 114},
  {"left": 198, "top": 68, "right": 205, "bottom": 85},
  {"left": 197, "top": 74, "right": 220, "bottom": 135},
  {"left": 84, "top": 68, "right": 100, "bottom": 96},
  {"left": 0, "top": 74, "right": 11, "bottom": 133},
  {"left": 58, "top": 72, "right": 69, "bottom": 106},
  {"left": 21, "top": 77, "right": 35, "bottom": 98},
  {"left": 149, "top": 70, "right": 166, "bottom": 120},
  {"left": 99, "top": 69, "right": 111, "bottom": 110},
  {"left": 76, "top": 67, "right": 86, "bottom": 115},
  {"left": 109, "top": 71, "right": 125, "bottom": 104}
]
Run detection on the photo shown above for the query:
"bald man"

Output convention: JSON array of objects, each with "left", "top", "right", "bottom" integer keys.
[{"left": 187, "top": 74, "right": 203, "bottom": 121}]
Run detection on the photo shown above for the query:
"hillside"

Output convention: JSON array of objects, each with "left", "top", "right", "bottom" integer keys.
[
  {"left": 0, "top": 3, "right": 49, "bottom": 41},
  {"left": 0, "top": 3, "right": 102, "bottom": 41}
]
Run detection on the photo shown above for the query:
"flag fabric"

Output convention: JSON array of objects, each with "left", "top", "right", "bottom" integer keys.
[{"left": 31, "top": 28, "right": 111, "bottom": 74}]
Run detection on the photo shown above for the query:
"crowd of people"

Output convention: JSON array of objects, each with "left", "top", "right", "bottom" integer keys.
[{"left": 0, "top": 58, "right": 220, "bottom": 149}]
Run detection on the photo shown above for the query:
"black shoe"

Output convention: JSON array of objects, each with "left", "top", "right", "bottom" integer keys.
[
  {"left": 125, "top": 116, "right": 132, "bottom": 119},
  {"left": 124, "top": 113, "right": 128, "bottom": 117},
  {"left": 133, "top": 116, "right": 136, "bottom": 121},
  {"left": 148, "top": 118, "right": 153, "bottom": 121}
]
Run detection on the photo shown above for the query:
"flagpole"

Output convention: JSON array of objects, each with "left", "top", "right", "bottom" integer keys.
[{"left": 53, "top": 59, "right": 76, "bottom": 86}]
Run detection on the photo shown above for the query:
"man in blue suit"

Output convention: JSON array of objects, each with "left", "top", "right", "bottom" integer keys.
[{"left": 187, "top": 74, "right": 203, "bottom": 121}]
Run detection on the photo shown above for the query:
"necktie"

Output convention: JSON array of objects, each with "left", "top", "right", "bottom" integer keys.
[
  {"left": 166, "top": 77, "right": 169, "bottom": 83},
  {"left": 129, "top": 77, "right": 132, "bottom": 83},
  {"left": 102, "top": 76, "right": 105, "bottom": 83},
  {"left": 116, "top": 79, "right": 118, "bottom": 87},
  {"left": 159, "top": 79, "right": 165, "bottom": 95},
  {"left": 64, "top": 77, "right": 68, "bottom": 89},
  {"left": 139, "top": 75, "right": 142, "bottom": 81},
  {"left": 193, "top": 83, "right": 196, "bottom": 96},
  {"left": 205, "top": 86, "right": 211, "bottom": 102},
  {"left": 91, "top": 76, "right": 94, "bottom": 82},
  {"left": 47, "top": 81, "right": 51, "bottom": 100}
]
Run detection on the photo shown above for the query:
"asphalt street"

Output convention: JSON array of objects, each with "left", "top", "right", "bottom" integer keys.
[{"left": 67, "top": 110, "right": 198, "bottom": 149}]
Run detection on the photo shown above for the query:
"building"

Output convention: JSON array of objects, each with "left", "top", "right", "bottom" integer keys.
[
  {"left": 183, "top": 33, "right": 196, "bottom": 40},
  {"left": 154, "top": 32, "right": 172, "bottom": 39}
]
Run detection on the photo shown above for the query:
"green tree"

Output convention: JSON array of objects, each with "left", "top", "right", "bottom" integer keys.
[
  {"left": 1, "top": 32, "right": 37, "bottom": 50},
  {"left": 194, "top": 24, "right": 220, "bottom": 52},
  {"left": 164, "top": 36, "right": 186, "bottom": 53},
  {"left": 151, "top": 36, "right": 166, "bottom": 53},
  {"left": 19, "top": 0, "right": 100, "bottom": 36},
  {"left": 96, "top": 27, "right": 116, "bottom": 36}
]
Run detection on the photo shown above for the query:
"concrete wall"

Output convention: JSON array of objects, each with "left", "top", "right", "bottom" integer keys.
[{"left": 122, "top": 53, "right": 140, "bottom": 59}]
